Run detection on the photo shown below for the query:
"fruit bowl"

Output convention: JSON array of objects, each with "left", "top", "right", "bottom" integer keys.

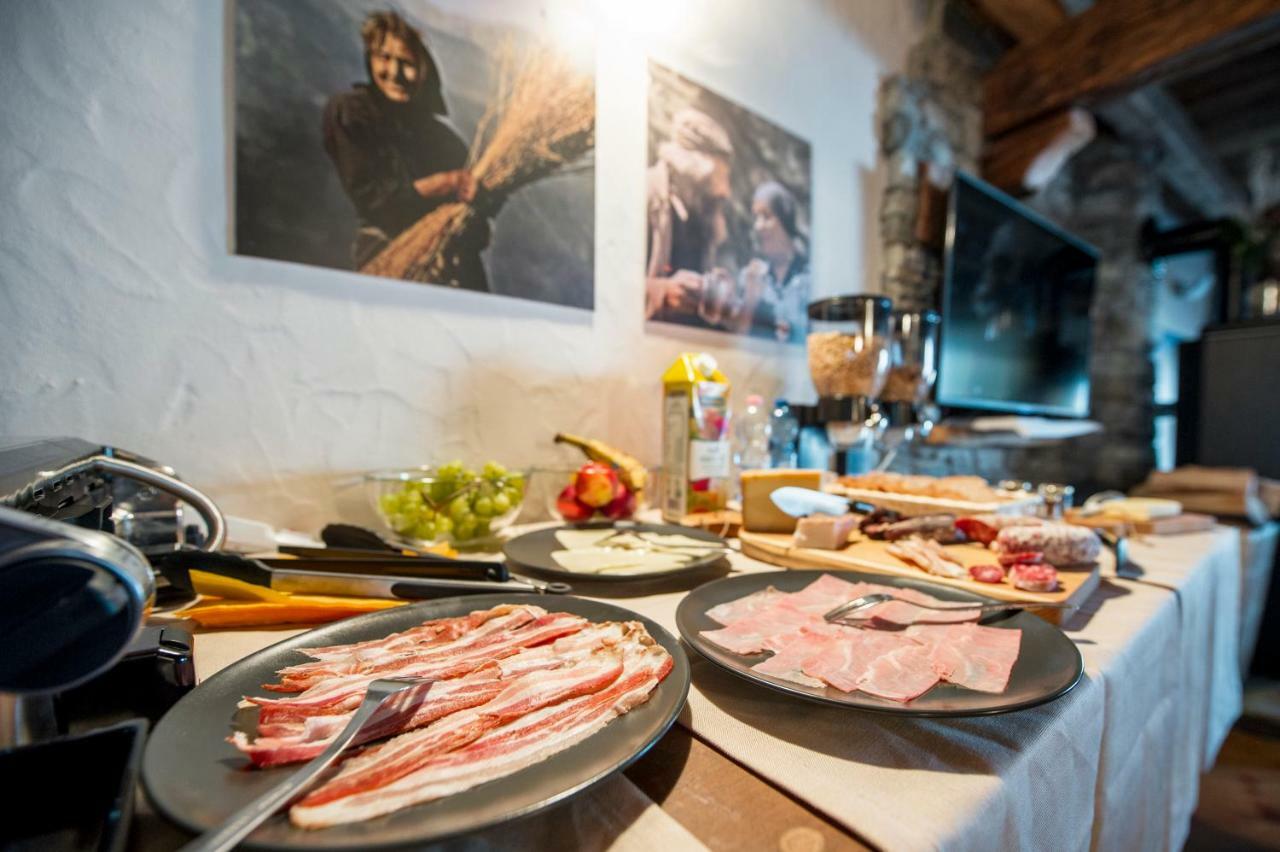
[
  {"left": 543, "top": 463, "right": 645, "bottom": 522},
  {"left": 366, "top": 462, "right": 527, "bottom": 547}
]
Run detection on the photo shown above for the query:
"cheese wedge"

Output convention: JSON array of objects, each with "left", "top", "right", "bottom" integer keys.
[{"left": 741, "top": 469, "right": 825, "bottom": 533}]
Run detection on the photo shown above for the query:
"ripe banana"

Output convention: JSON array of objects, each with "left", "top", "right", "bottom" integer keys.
[{"left": 554, "top": 433, "right": 649, "bottom": 494}]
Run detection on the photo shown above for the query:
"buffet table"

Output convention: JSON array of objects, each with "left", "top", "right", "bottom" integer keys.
[{"left": 140, "top": 526, "right": 1247, "bottom": 851}]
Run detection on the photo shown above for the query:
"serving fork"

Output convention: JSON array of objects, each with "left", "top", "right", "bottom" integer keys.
[
  {"left": 181, "top": 676, "right": 434, "bottom": 852},
  {"left": 823, "top": 593, "right": 1077, "bottom": 625}
]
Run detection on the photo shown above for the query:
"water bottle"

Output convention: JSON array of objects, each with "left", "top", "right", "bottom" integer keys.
[
  {"left": 734, "top": 394, "right": 773, "bottom": 473},
  {"left": 769, "top": 399, "right": 799, "bottom": 468}
]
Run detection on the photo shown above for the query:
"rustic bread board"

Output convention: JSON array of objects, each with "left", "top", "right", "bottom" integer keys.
[{"left": 738, "top": 530, "right": 1101, "bottom": 624}]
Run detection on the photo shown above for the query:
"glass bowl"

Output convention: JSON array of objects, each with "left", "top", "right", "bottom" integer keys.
[{"left": 365, "top": 463, "right": 528, "bottom": 547}]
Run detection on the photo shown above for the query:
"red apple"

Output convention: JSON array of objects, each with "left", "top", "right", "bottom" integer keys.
[
  {"left": 602, "top": 489, "right": 637, "bottom": 520},
  {"left": 556, "top": 484, "right": 594, "bottom": 521},
  {"left": 573, "top": 462, "right": 620, "bottom": 509}
]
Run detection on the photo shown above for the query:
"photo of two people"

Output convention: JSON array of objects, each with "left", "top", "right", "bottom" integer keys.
[{"left": 645, "top": 62, "right": 813, "bottom": 343}]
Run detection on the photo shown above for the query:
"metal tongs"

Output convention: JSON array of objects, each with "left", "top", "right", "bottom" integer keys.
[{"left": 823, "top": 593, "right": 1077, "bottom": 626}]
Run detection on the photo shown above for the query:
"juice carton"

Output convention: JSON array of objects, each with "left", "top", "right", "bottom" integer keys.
[{"left": 662, "top": 353, "right": 731, "bottom": 521}]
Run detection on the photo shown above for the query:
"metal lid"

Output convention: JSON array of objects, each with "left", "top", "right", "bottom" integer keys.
[
  {"left": 892, "top": 308, "right": 941, "bottom": 324},
  {"left": 807, "top": 295, "right": 893, "bottom": 322}
]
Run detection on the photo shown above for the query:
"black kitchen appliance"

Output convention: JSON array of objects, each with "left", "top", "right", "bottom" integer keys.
[{"left": 0, "top": 437, "right": 225, "bottom": 744}]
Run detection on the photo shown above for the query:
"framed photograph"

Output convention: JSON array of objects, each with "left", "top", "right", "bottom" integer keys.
[
  {"left": 234, "top": 0, "right": 595, "bottom": 309},
  {"left": 645, "top": 61, "right": 812, "bottom": 342}
]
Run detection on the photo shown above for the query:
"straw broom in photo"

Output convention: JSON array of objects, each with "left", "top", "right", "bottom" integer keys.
[{"left": 362, "top": 45, "right": 595, "bottom": 283}]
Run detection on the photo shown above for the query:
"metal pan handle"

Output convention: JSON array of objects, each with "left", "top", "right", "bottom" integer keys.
[{"left": 41, "top": 455, "right": 226, "bottom": 551}]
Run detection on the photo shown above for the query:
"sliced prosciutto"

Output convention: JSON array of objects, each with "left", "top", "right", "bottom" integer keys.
[
  {"left": 290, "top": 641, "right": 673, "bottom": 828},
  {"left": 704, "top": 574, "right": 1022, "bottom": 704},
  {"left": 705, "top": 587, "right": 785, "bottom": 626},
  {"left": 700, "top": 601, "right": 816, "bottom": 655},
  {"left": 907, "top": 623, "right": 1022, "bottom": 693},
  {"left": 750, "top": 627, "right": 838, "bottom": 687}
]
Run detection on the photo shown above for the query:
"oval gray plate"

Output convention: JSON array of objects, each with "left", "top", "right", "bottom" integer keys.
[
  {"left": 677, "top": 570, "right": 1082, "bottom": 717},
  {"left": 143, "top": 594, "right": 689, "bottom": 850},
  {"left": 503, "top": 521, "right": 729, "bottom": 583}
]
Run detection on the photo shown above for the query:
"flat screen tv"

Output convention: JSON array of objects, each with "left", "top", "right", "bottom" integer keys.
[{"left": 937, "top": 172, "right": 1098, "bottom": 418}]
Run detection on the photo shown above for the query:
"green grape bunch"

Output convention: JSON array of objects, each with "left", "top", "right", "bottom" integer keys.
[{"left": 378, "top": 461, "right": 525, "bottom": 544}]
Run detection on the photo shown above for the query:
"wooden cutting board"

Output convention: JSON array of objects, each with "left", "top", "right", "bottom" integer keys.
[
  {"left": 738, "top": 530, "right": 1101, "bottom": 624},
  {"left": 1065, "top": 510, "right": 1217, "bottom": 536}
]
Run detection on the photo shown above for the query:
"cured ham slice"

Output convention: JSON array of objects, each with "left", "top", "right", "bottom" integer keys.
[
  {"left": 704, "top": 574, "right": 1022, "bottom": 703},
  {"left": 750, "top": 627, "right": 840, "bottom": 687},
  {"left": 235, "top": 623, "right": 634, "bottom": 767},
  {"left": 907, "top": 623, "right": 1022, "bottom": 693},
  {"left": 700, "top": 601, "right": 816, "bottom": 655},
  {"left": 250, "top": 612, "right": 589, "bottom": 724},
  {"left": 853, "top": 642, "right": 940, "bottom": 701},
  {"left": 290, "top": 641, "right": 673, "bottom": 829},
  {"left": 705, "top": 587, "right": 785, "bottom": 626},
  {"left": 801, "top": 630, "right": 918, "bottom": 693}
]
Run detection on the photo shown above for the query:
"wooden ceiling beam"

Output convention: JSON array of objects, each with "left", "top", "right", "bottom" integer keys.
[
  {"left": 984, "top": 0, "right": 1280, "bottom": 138},
  {"left": 968, "top": 0, "right": 1067, "bottom": 43},
  {"left": 982, "top": 106, "right": 1095, "bottom": 195}
]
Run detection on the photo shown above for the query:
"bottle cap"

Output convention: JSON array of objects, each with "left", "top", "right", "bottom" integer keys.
[{"left": 746, "top": 394, "right": 764, "bottom": 406}]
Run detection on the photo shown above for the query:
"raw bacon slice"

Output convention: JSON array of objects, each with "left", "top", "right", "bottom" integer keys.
[
  {"left": 235, "top": 623, "right": 633, "bottom": 767},
  {"left": 250, "top": 613, "right": 589, "bottom": 724},
  {"left": 290, "top": 641, "right": 673, "bottom": 829},
  {"left": 292, "top": 650, "right": 626, "bottom": 809},
  {"left": 269, "top": 606, "right": 545, "bottom": 692},
  {"left": 295, "top": 606, "right": 518, "bottom": 661}
]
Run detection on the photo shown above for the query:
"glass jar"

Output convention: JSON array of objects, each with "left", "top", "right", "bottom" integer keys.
[
  {"left": 806, "top": 295, "right": 893, "bottom": 399},
  {"left": 881, "top": 309, "right": 941, "bottom": 404}
]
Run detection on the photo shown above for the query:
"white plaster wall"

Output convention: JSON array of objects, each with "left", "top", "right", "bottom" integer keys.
[{"left": 0, "top": 0, "right": 922, "bottom": 530}]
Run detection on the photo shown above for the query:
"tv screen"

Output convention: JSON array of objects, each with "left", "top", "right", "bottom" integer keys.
[{"left": 937, "top": 173, "right": 1098, "bottom": 418}]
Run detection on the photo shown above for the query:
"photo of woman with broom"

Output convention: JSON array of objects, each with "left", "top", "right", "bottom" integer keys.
[
  {"left": 234, "top": 0, "right": 595, "bottom": 310},
  {"left": 323, "top": 11, "right": 489, "bottom": 289}
]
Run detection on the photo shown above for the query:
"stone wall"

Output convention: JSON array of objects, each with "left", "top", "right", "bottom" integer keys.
[{"left": 875, "top": 1, "right": 1158, "bottom": 494}]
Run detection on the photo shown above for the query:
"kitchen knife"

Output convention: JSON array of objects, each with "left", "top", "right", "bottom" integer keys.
[{"left": 769, "top": 486, "right": 876, "bottom": 518}]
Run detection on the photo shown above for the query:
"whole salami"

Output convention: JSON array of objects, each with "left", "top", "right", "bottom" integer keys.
[{"left": 994, "top": 522, "right": 1100, "bottom": 566}]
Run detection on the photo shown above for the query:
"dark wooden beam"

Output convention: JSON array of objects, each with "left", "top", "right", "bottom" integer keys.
[
  {"left": 1096, "top": 86, "right": 1250, "bottom": 218},
  {"left": 968, "top": 0, "right": 1067, "bottom": 43},
  {"left": 984, "top": 0, "right": 1280, "bottom": 138},
  {"left": 982, "top": 106, "right": 1096, "bottom": 195}
]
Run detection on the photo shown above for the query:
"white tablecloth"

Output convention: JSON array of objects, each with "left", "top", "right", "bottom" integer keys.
[
  {"left": 189, "top": 527, "right": 1244, "bottom": 851},
  {"left": 606, "top": 528, "right": 1244, "bottom": 851}
]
